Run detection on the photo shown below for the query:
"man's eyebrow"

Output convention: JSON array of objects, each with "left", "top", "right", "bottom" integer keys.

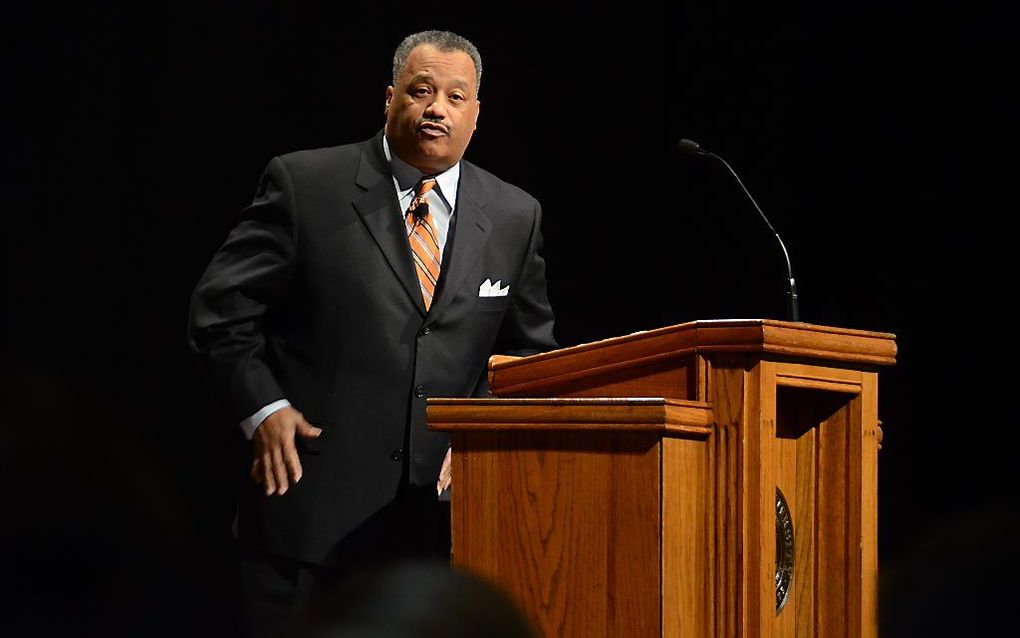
[{"left": 407, "top": 73, "right": 473, "bottom": 92}]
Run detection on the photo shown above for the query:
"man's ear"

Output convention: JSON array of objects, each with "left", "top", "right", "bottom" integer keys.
[
  {"left": 384, "top": 86, "right": 394, "bottom": 114},
  {"left": 473, "top": 99, "right": 481, "bottom": 131}
]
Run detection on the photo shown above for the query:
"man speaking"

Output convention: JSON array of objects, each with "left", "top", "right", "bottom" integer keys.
[{"left": 188, "top": 30, "right": 556, "bottom": 637}]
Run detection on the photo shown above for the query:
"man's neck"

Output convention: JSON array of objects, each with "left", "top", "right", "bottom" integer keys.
[
  {"left": 382, "top": 136, "right": 457, "bottom": 178},
  {"left": 382, "top": 134, "right": 461, "bottom": 213}
]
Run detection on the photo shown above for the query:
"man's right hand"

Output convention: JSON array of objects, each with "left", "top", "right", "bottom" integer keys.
[{"left": 251, "top": 406, "right": 322, "bottom": 496}]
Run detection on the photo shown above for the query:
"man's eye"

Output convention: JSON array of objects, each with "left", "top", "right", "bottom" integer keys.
[
  {"left": 413, "top": 87, "right": 431, "bottom": 96},
  {"left": 450, "top": 94, "right": 464, "bottom": 102}
]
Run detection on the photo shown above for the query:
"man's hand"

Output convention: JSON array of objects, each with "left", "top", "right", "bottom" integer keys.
[
  {"left": 251, "top": 406, "right": 322, "bottom": 496},
  {"left": 437, "top": 447, "right": 452, "bottom": 496}
]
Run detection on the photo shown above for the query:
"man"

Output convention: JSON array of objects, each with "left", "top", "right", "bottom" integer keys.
[{"left": 188, "top": 30, "right": 556, "bottom": 637}]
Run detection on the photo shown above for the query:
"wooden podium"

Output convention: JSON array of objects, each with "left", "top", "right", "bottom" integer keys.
[{"left": 428, "top": 320, "right": 896, "bottom": 637}]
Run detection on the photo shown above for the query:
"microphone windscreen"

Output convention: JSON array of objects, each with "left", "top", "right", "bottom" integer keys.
[{"left": 678, "top": 138, "right": 703, "bottom": 155}]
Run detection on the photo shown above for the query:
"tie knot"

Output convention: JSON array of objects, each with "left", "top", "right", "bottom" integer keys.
[
  {"left": 416, "top": 177, "right": 437, "bottom": 198},
  {"left": 408, "top": 177, "right": 437, "bottom": 223}
]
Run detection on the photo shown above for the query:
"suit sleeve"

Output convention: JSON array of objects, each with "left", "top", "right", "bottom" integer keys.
[
  {"left": 187, "top": 157, "right": 297, "bottom": 424},
  {"left": 492, "top": 200, "right": 558, "bottom": 358}
]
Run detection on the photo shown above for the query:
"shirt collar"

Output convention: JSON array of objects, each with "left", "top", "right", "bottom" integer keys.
[{"left": 383, "top": 134, "right": 460, "bottom": 212}]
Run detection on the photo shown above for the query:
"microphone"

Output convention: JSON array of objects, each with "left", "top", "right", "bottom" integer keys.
[{"left": 678, "top": 138, "right": 800, "bottom": 322}]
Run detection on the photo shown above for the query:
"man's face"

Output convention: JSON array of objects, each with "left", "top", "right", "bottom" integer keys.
[{"left": 385, "top": 44, "right": 480, "bottom": 174}]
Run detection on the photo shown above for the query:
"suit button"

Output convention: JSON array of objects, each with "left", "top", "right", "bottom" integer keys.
[
  {"left": 415, "top": 385, "right": 426, "bottom": 398},
  {"left": 390, "top": 449, "right": 404, "bottom": 461},
  {"left": 420, "top": 326, "right": 431, "bottom": 336}
]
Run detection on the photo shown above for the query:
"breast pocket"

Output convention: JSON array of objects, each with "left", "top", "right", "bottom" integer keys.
[
  {"left": 475, "top": 276, "right": 511, "bottom": 312},
  {"left": 475, "top": 295, "right": 510, "bottom": 312}
]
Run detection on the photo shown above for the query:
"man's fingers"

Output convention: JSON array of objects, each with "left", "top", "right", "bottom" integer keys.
[
  {"left": 296, "top": 419, "right": 322, "bottom": 439},
  {"left": 271, "top": 446, "right": 289, "bottom": 495},
  {"left": 437, "top": 448, "right": 452, "bottom": 495},
  {"left": 261, "top": 453, "right": 277, "bottom": 495},
  {"left": 251, "top": 458, "right": 263, "bottom": 484},
  {"left": 283, "top": 443, "right": 304, "bottom": 484}
]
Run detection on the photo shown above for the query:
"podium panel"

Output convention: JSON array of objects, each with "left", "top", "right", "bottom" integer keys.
[{"left": 429, "top": 320, "right": 894, "bottom": 637}]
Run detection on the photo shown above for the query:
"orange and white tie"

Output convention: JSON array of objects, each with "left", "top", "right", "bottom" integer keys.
[{"left": 405, "top": 177, "right": 442, "bottom": 310}]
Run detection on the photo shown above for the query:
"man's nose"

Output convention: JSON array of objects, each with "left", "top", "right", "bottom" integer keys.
[{"left": 423, "top": 94, "right": 450, "bottom": 119}]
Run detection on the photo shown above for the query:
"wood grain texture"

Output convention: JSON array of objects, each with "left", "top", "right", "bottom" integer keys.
[
  {"left": 429, "top": 398, "right": 713, "bottom": 437},
  {"left": 816, "top": 403, "right": 851, "bottom": 635},
  {"left": 775, "top": 362, "right": 863, "bottom": 394},
  {"left": 743, "top": 360, "right": 776, "bottom": 638},
  {"left": 775, "top": 428, "right": 805, "bottom": 635},
  {"left": 454, "top": 430, "right": 662, "bottom": 637},
  {"left": 490, "top": 354, "right": 698, "bottom": 399},
  {"left": 776, "top": 392, "right": 820, "bottom": 637},
  {"left": 857, "top": 374, "right": 880, "bottom": 638},
  {"left": 706, "top": 355, "right": 745, "bottom": 638},
  {"left": 663, "top": 437, "right": 710, "bottom": 637},
  {"left": 488, "top": 320, "right": 895, "bottom": 397}
]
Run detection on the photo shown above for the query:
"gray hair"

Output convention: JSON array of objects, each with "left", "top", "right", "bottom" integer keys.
[{"left": 392, "top": 30, "right": 483, "bottom": 94}]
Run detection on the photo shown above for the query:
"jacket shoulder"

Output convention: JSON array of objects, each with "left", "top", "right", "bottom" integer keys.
[
  {"left": 274, "top": 140, "right": 365, "bottom": 178},
  {"left": 462, "top": 160, "right": 539, "bottom": 209}
]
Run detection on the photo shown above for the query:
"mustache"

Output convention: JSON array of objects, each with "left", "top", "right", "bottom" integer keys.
[{"left": 415, "top": 116, "right": 450, "bottom": 133}]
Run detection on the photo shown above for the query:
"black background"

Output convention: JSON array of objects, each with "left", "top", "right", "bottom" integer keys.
[{"left": 2, "top": 1, "right": 1016, "bottom": 635}]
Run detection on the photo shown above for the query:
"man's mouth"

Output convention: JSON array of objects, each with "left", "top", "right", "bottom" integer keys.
[{"left": 417, "top": 119, "right": 449, "bottom": 138}]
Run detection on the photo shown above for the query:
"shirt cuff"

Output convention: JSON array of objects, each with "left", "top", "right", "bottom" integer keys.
[{"left": 240, "top": 399, "right": 291, "bottom": 440}]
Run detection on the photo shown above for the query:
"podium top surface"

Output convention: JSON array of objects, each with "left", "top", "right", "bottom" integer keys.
[{"left": 488, "top": 320, "right": 896, "bottom": 396}]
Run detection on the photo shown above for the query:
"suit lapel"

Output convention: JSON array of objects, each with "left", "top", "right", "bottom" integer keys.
[
  {"left": 427, "top": 163, "right": 491, "bottom": 323},
  {"left": 351, "top": 136, "right": 427, "bottom": 317}
]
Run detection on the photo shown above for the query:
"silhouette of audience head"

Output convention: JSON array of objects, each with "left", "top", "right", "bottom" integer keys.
[{"left": 290, "top": 559, "right": 536, "bottom": 638}]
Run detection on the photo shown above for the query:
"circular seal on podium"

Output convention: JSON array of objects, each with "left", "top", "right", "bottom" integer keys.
[{"left": 776, "top": 488, "right": 795, "bottom": 613}]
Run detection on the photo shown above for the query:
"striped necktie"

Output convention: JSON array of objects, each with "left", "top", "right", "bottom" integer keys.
[{"left": 405, "top": 177, "right": 442, "bottom": 310}]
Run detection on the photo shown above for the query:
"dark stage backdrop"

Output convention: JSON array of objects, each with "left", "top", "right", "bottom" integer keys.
[{"left": 2, "top": 2, "right": 1015, "bottom": 635}]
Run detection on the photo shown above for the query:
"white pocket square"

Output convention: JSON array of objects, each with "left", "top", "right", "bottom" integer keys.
[{"left": 478, "top": 278, "right": 510, "bottom": 297}]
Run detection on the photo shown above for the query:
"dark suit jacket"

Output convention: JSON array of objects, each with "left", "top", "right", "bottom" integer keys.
[{"left": 188, "top": 132, "right": 556, "bottom": 563}]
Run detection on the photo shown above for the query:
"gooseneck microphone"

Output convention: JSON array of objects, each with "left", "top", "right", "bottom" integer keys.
[{"left": 678, "top": 138, "right": 800, "bottom": 322}]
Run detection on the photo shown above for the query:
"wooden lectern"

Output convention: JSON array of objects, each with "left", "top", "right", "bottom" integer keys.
[{"left": 428, "top": 319, "right": 896, "bottom": 637}]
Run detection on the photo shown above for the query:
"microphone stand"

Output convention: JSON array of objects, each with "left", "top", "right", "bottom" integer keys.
[{"left": 680, "top": 139, "right": 800, "bottom": 322}]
